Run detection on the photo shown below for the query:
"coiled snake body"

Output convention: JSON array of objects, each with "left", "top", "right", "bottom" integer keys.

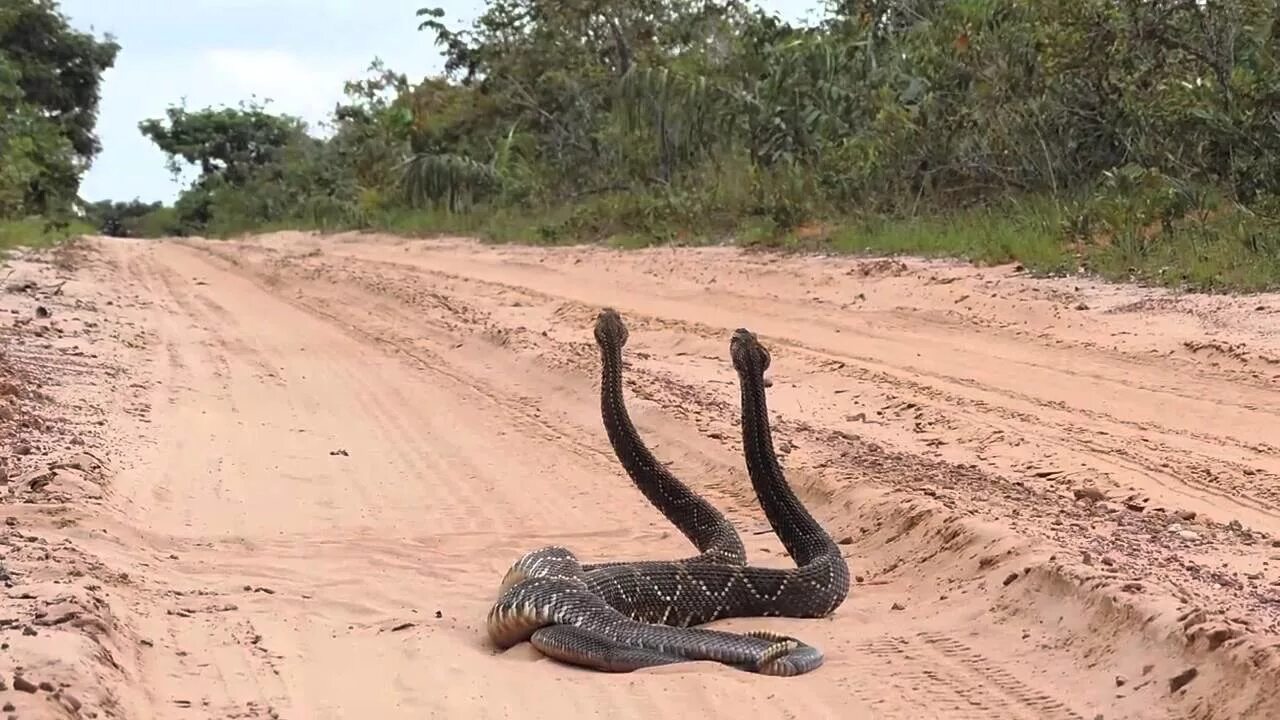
[{"left": 486, "top": 310, "right": 850, "bottom": 675}]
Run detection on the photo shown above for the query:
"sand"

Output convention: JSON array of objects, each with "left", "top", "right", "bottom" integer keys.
[{"left": 1, "top": 231, "right": 1279, "bottom": 719}]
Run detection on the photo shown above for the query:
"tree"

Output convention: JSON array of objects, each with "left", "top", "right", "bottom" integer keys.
[
  {"left": 412, "top": 1, "right": 750, "bottom": 197},
  {"left": 129, "top": 0, "right": 1280, "bottom": 289},
  {"left": 0, "top": 0, "right": 120, "bottom": 216},
  {"left": 83, "top": 198, "right": 164, "bottom": 237},
  {"left": 138, "top": 100, "right": 308, "bottom": 188}
]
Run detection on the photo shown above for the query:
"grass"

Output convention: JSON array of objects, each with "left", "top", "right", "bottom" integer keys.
[
  {"left": 1082, "top": 210, "right": 1280, "bottom": 293},
  {"left": 366, "top": 196, "right": 1279, "bottom": 294},
  {"left": 0, "top": 216, "right": 96, "bottom": 252},
  {"left": 146, "top": 183, "right": 1280, "bottom": 295}
]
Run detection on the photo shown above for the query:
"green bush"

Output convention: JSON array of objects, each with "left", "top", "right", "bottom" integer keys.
[{"left": 121, "top": 0, "right": 1280, "bottom": 292}]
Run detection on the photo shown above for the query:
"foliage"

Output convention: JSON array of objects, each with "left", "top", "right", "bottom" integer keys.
[
  {"left": 0, "top": 215, "right": 95, "bottom": 251},
  {"left": 82, "top": 198, "right": 184, "bottom": 237},
  {"left": 138, "top": 100, "right": 309, "bottom": 187},
  {"left": 0, "top": 0, "right": 119, "bottom": 221},
  {"left": 134, "top": 0, "right": 1280, "bottom": 291}
]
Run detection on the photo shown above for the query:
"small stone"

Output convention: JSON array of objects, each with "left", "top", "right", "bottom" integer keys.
[
  {"left": 838, "top": 536, "right": 854, "bottom": 545},
  {"left": 34, "top": 305, "right": 50, "bottom": 319},
  {"left": 1176, "top": 510, "right": 1197, "bottom": 521},
  {"left": 0, "top": 704, "right": 11, "bottom": 712},
  {"left": 13, "top": 444, "right": 31, "bottom": 456},
  {"left": 434, "top": 610, "right": 443, "bottom": 619},
  {"left": 1074, "top": 487, "right": 1106, "bottom": 502},
  {"left": 1143, "top": 664, "right": 1155, "bottom": 675},
  {"left": 1115, "top": 675, "right": 1127, "bottom": 687},
  {"left": 62, "top": 692, "right": 83, "bottom": 711},
  {"left": 1169, "top": 667, "right": 1198, "bottom": 693},
  {"left": 38, "top": 680, "right": 54, "bottom": 691},
  {"left": 1082, "top": 551, "right": 1094, "bottom": 565},
  {"left": 4, "top": 517, "right": 15, "bottom": 527},
  {"left": 1177, "top": 530, "right": 1201, "bottom": 542},
  {"left": 891, "top": 602, "right": 906, "bottom": 611},
  {"left": 1075, "top": 302, "right": 1089, "bottom": 310},
  {"left": 13, "top": 675, "right": 37, "bottom": 692},
  {"left": 1002, "top": 572, "right": 1020, "bottom": 586},
  {"left": 1101, "top": 555, "right": 1117, "bottom": 567}
]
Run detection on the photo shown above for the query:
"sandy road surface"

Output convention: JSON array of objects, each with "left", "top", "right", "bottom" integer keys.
[{"left": 2, "top": 231, "right": 1279, "bottom": 720}]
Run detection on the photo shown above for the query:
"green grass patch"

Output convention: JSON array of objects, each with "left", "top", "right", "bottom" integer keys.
[
  {"left": 1081, "top": 206, "right": 1280, "bottom": 293},
  {"left": 0, "top": 216, "right": 96, "bottom": 252},
  {"left": 178, "top": 185, "right": 1280, "bottom": 294}
]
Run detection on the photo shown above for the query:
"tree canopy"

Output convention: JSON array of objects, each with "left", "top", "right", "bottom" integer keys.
[
  {"left": 0, "top": 0, "right": 119, "bottom": 218},
  {"left": 125, "top": 0, "right": 1280, "bottom": 289}
]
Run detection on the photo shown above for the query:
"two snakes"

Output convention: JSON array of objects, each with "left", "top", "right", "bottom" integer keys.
[{"left": 485, "top": 308, "right": 850, "bottom": 676}]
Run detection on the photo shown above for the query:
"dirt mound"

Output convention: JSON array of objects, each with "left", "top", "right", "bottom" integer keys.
[{"left": 1, "top": 245, "right": 149, "bottom": 719}]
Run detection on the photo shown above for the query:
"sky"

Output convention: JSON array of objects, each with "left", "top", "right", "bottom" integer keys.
[{"left": 61, "top": 1, "right": 824, "bottom": 205}]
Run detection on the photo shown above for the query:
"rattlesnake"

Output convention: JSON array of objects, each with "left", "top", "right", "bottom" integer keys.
[
  {"left": 578, "top": 308, "right": 747, "bottom": 574},
  {"left": 486, "top": 313, "right": 849, "bottom": 675},
  {"left": 580, "top": 310, "right": 848, "bottom": 625}
]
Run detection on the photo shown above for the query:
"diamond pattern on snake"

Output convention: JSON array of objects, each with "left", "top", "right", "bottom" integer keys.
[{"left": 486, "top": 309, "right": 851, "bottom": 676}]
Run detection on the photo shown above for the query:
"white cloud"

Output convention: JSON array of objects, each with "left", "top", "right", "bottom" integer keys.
[{"left": 199, "top": 48, "right": 363, "bottom": 130}]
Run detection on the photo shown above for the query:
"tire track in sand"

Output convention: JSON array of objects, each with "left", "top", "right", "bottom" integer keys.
[
  {"left": 102, "top": 241, "right": 736, "bottom": 719},
  {"left": 81, "top": 235, "right": 1280, "bottom": 720},
  {"left": 173, "top": 239, "right": 1179, "bottom": 720}
]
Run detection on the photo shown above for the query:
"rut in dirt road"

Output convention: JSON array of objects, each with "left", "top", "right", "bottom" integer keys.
[{"left": 10, "top": 234, "right": 1278, "bottom": 720}]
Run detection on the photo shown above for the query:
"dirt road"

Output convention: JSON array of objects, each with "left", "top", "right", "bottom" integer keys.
[{"left": 2, "top": 232, "right": 1279, "bottom": 719}]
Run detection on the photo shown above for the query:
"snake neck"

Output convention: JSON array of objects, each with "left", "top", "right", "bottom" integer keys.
[
  {"left": 737, "top": 366, "right": 841, "bottom": 569},
  {"left": 599, "top": 343, "right": 744, "bottom": 563}
]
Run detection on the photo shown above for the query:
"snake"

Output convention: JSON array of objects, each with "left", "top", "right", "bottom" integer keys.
[
  {"left": 578, "top": 307, "right": 747, "bottom": 573},
  {"left": 485, "top": 314, "right": 850, "bottom": 675}
]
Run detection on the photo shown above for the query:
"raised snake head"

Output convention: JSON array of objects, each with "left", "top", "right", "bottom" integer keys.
[
  {"left": 594, "top": 307, "right": 630, "bottom": 349},
  {"left": 730, "top": 328, "right": 771, "bottom": 375}
]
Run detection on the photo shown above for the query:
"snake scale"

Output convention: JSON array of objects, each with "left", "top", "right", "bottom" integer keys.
[
  {"left": 579, "top": 308, "right": 747, "bottom": 574},
  {"left": 486, "top": 309, "right": 850, "bottom": 675}
]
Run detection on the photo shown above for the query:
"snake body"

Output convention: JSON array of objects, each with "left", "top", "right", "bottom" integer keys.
[
  {"left": 576, "top": 312, "right": 849, "bottom": 627},
  {"left": 486, "top": 313, "right": 850, "bottom": 675},
  {"left": 578, "top": 309, "right": 747, "bottom": 574},
  {"left": 487, "top": 545, "right": 822, "bottom": 676}
]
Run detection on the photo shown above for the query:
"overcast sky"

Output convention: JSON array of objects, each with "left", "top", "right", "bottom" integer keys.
[{"left": 61, "top": 1, "right": 822, "bottom": 205}]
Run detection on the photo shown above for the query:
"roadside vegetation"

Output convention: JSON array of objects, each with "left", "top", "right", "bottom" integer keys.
[
  {"left": 6, "top": 0, "right": 1280, "bottom": 292},
  {"left": 0, "top": 0, "right": 118, "bottom": 250}
]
